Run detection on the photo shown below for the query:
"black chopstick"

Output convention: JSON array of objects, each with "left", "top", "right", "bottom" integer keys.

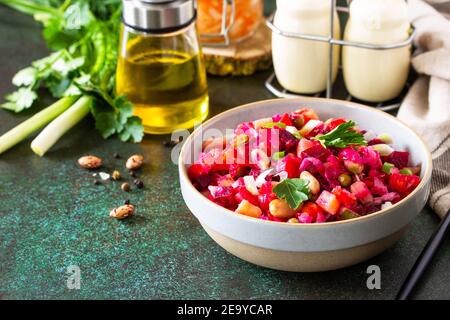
[{"left": 396, "top": 208, "right": 450, "bottom": 300}]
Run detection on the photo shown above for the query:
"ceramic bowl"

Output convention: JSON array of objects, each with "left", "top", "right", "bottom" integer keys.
[{"left": 179, "top": 98, "right": 432, "bottom": 272}]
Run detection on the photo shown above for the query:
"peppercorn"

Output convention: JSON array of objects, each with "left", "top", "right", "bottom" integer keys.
[
  {"left": 163, "top": 137, "right": 182, "bottom": 148},
  {"left": 124, "top": 199, "right": 130, "bottom": 205},
  {"left": 113, "top": 153, "right": 121, "bottom": 159},
  {"left": 111, "top": 170, "right": 121, "bottom": 181},
  {"left": 338, "top": 173, "right": 352, "bottom": 187},
  {"left": 93, "top": 179, "right": 101, "bottom": 185},
  {"left": 129, "top": 170, "right": 137, "bottom": 178},
  {"left": 134, "top": 179, "right": 144, "bottom": 189},
  {"left": 121, "top": 182, "right": 131, "bottom": 192}
]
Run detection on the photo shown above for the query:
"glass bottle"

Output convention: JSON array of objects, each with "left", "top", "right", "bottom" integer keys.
[
  {"left": 116, "top": 0, "right": 209, "bottom": 134},
  {"left": 342, "top": 0, "right": 410, "bottom": 102}
]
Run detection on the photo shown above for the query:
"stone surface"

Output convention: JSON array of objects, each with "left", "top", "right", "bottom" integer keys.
[{"left": 0, "top": 6, "right": 449, "bottom": 300}]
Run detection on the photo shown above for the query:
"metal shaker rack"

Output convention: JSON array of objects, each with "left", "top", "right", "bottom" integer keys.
[{"left": 265, "top": 0, "right": 416, "bottom": 112}]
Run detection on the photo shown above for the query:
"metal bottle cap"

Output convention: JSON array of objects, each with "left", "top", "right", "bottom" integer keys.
[{"left": 122, "top": 0, "right": 196, "bottom": 33}]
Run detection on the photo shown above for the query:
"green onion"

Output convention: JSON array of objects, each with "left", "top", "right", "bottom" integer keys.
[
  {"left": 382, "top": 162, "right": 395, "bottom": 174},
  {"left": 31, "top": 96, "right": 92, "bottom": 156},
  {"left": 272, "top": 151, "right": 286, "bottom": 161},
  {"left": 262, "top": 122, "right": 287, "bottom": 129},
  {"left": 399, "top": 168, "right": 413, "bottom": 175},
  {"left": 0, "top": 96, "right": 78, "bottom": 155}
]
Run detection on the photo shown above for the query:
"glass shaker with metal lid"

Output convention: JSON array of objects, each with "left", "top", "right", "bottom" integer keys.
[{"left": 116, "top": 0, "right": 209, "bottom": 134}]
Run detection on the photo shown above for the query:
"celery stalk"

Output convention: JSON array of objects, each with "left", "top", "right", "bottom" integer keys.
[
  {"left": 0, "top": 96, "right": 78, "bottom": 155},
  {"left": 31, "top": 96, "right": 92, "bottom": 157}
]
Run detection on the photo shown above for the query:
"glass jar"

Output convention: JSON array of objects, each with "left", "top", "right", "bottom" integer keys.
[
  {"left": 272, "top": 0, "right": 340, "bottom": 94},
  {"left": 116, "top": 0, "right": 209, "bottom": 134},
  {"left": 342, "top": 0, "right": 410, "bottom": 102},
  {"left": 198, "top": 0, "right": 264, "bottom": 45}
]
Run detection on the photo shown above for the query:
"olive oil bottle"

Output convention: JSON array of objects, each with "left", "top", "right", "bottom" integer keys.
[{"left": 117, "top": 0, "right": 209, "bottom": 134}]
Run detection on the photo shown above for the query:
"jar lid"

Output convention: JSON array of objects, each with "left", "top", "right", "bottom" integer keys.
[{"left": 122, "top": 0, "right": 196, "bottom": 33}]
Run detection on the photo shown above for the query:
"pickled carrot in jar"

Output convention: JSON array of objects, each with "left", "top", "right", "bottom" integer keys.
[{"left": 198, "top": 0, "right": 264, "bottom": 43}]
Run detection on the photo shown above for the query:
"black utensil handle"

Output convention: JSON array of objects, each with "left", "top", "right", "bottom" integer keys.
[{"left": 396, "top": 208, "right": 450, "bottom": 300}]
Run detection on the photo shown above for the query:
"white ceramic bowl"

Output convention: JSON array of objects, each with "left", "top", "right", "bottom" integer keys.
[{"left": 179, "top": 98, "right": 432, "bottom": 272}]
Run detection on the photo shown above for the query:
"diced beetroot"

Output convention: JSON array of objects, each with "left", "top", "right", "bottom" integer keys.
[
  {"left": 257, "top": 128, "right": 280, "bottom": 156},
  {"left": 267, "top": 213, "right": 288, "bottom": 223},
  {"left": 234, "top": 121, "right": 255, "bottom": 135},
  {"left": 373, "top": 192, "right": 401, "bottom": 205},
  {"left": 389, "top": 173, "right": 420, "bottom": 196},
  {"left": 188, "top": 163, "right": 210, "bottom": 180},
  {"left": 229, "top": 164, "right": 249, "bottom": 179},
  {"left": 316, "top": 191, "right": 341, "bottom": 215},
  {"left": 368, "top": 138, "right": 385, "bottom": 146},
  {"left": 385, "top": 151, "right": 409, "bottom": 169},
  {"left": 217, "top": 174, "right": 234, "bottom": 187},
  {"left": 339, "top": 147, "right": 364, "bottom": 173},
  {"left": 208, "top": 186, "right": 237, "bottom": 209},
  {"left": 350, "top": 181, "right": 374, "bottom": 204},
  {"left": 278, "top": 113, "right": 294, "bottom": 126},
  {"left": 301, "top": 142, "right": 331, "bottom": 161},
  {"left": 315, "top": 211, "right": 327, "bottom": 223},
  {"left": 324, "top": 118, "right": 346, "bottom": 132},
  {"left": 332, "top": 186, "right": 357, "bottom": 208},
  {"left": 297, "top": 212, "right": 314, "bottom": 223},
  {"left": 258, "top": 181, "right": 277, "bottom": 212},
  {"left": 339, "top": 147, "right": 363, "bottom": 163},
  {"left": 297, "top": 138, "right": 315, "bottom": 155},
  {"left": 359, "top": 146, "right": 382, "bottom": 169},
  {"left": 300, "top": 202, "right": 324, "bottom": 221},
  {"left": 371, "top": 177, "right": 388, "bottom": 196},
  {"left": 259, "top": 181, "right": 274, "bottom": 194},
  {"left": 300, "top": 157, "right": 325, "bottom": 176},
  {"left": 235, "top": 186, "right": 259, "bottom": 206},
  {"left": 306, "top": 122, "right": 326, "bottom": 138},
  {"left": 324, "top": 155, "right": 344, "bottom": 183},
  {"left": 276, "top": 154, "right": 301, "bottom": 178},
  {"left": 278, "top": 129, "right": 299, "bottom": 152}
]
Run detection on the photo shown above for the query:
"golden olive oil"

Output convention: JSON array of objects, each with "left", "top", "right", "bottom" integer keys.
[{"left": 116, "top": 41, "right": 209, "bottom": 134}]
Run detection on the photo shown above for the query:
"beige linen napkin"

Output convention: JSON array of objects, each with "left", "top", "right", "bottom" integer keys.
[{"left": 397, "top": 0, "right": 450, "bottom": 218}]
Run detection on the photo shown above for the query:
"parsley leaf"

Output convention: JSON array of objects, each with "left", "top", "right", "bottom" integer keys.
[
  {"left": 91, "top": 96, "right": 143, "bottom": 143},
  {"left": 2, "top": 88, "right": 38, "bottom": 112},
  {"left": 312, "top": 120, "right": 367, "bottom": 148},
  {"left": 12, "top": 67, "right": 37, "bottom": 87},
  {"left": 273, "top": 178, "right": 310, "bottom": 209}
]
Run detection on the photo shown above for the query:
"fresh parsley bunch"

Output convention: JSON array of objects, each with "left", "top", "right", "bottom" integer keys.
[{"left": 0, "top": 0, "right": 144, "bottom": 156}]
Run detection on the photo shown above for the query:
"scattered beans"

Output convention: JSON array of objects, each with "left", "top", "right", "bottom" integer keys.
[
  {"left": 126, "top": 154, "right": 144, "bottom": 170},
  {"left": 78, "top": 155, "right": 102, "bottom": 169},
  {"left": 134, "top": 179, "right": 144, "bottom": 189},
  {"left": 112, "top": 170, "right": 121, "bottom": 181},
  {"left": 110, "top": 204, "right": 134, "bottom": 220},
  {"left": 121, "top": 182, "right": 131, "bottom": 192}
]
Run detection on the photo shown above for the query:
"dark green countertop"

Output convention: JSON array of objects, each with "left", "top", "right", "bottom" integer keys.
[{"left": 0, "top": 7, "right": 449, "bottom": 300}]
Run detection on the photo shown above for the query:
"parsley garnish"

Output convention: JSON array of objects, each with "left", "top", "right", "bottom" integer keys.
[
  {"left": 273, "top": 178, "right": 310, "bottom": 209},
  {"left": 312, "top": 121, "right": 367, "bottom": 148}
]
